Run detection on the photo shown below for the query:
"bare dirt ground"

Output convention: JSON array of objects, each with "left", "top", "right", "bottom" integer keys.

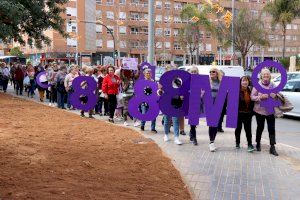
[{"left": 0, "top": 93, "right": 191, "bottom": 200}]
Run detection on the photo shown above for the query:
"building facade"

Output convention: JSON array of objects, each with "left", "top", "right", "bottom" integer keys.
[{"left": 19, "top": 0, "right": 300, "bottom": 67}]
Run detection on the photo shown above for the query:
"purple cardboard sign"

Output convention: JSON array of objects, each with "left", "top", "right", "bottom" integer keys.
[
  {"left": 159, "top": 70, "right": 191, "bottom": 117},
  {"left": 36, "top": 71, "right": 51, "bottom": 89},
  {"left": 139, "top": 62, "right": 156, "bottom": 80},
  {"left": 251, "top": 60, "right": 287, "bottom": 114},
  {"left": 128, "top": 79, "right": 160, "bottom": 121},
  {"left": 69, "top": 76, "right": 98, "bottom": 111},
  {"left": 188, "top": 75, "right": 240, "bottom": 127}
]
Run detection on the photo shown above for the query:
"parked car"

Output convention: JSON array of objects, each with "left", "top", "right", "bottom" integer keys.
[
  {"left": 274, "top": 72, "right": 300, "bottom": 86},
  {"left": 178, "top": 65, "right": 245, "bottom": 77},
  {"left": 280, "top": 79, "right": 300, "bottom": 117}
]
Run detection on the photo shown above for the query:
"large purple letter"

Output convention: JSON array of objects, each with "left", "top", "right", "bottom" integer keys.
[{"left": 188, "top": 75, "right": 240, "bottom": 128}]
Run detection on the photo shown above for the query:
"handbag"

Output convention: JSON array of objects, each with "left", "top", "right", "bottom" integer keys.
[
  {"left": 23, "top": 76, "right": 30, "bottom": 86},
  {"left": 276, "top": 93, "right": 294, "bottom": 113}
]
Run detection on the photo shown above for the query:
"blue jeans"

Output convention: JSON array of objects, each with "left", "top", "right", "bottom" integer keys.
[
  {"left": 163, "top": 115, "right": 179, "bottom": 137},
  {"left": 57, "top": 91, "right": 65, "bottom": 109},
  {"left": 141, "top": 105, "right": 156, "bottom": 130}
]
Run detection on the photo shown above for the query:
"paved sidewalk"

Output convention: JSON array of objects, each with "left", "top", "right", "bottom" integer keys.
[{"left": 3, "top": 86, "right": 300, "bottom": 200}]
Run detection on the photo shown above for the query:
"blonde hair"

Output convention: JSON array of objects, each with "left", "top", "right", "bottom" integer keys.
[
  {"left": 210, "top": 67, "right": 223, "bottom": 82},
  {"left": 188, "top": 66, "right": 199, "bottom": 74}
]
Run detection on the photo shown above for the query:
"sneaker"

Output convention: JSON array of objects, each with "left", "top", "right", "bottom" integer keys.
[
  {"left": 134, "top": 121, "right": 141, "bottom": 127},
  {"left": 247, "top": 145, "right": 255, "bottom": 152},
  {"left": 124, "top": 121, "right": 129, "bottom": 126},
  {"left": 108, "top": 118, "right": 114, "bottom": 123},
  {"left": 236, "top": 144, "right": 240, "bottom": 149},
  {"left": 89, "top": 115, "right": 95, "bottom": 119},
  {"left": 164, "top": 134, "right": 170, "bottom": 142},
  {"left": 151, "top": 129, "right": 158, "bottom": 133},
  {"left": 81, "top": 113, "right": 85, "bottom": 117},
  {"left": 209, "top": 143, "right": 217, "bottom": 152},
  {"left": 99, "top": 113, "right": 103, "bottom": 116},
  {"left": 140, "top": 126, "right": 144, "bottom": 131},
  {"left": 180, "top": 131, "right": 186, "bottom": 135},
  {"left": 174, "top": 137, "right": 183, "bottom": 145},
  {"left": 49, "top": 103, "right": 52, "bottom": 106}
]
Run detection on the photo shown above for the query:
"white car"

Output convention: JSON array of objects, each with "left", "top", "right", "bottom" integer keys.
[
  {"left": 178, "top": 65, "right": 245, "bottom": 77},
  {"left": 273, "top": 72, "right": 300, "bottom": 86},
  {"left": 280, "top": 79, "right": 300, "bottom": 117}
]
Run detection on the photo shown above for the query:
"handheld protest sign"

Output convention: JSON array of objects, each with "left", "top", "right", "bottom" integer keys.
[
  {"left": 69, "top": 76, "right": 98, "bottom": 111},
  {"left": 36, "top": 71, "right": 51, "bottom": 89}
]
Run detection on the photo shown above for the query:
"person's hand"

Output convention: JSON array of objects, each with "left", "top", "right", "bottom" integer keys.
[
  {"left": 104, "top": 93, "right": 108, "bottom": 99},
  {"left": 180, "top": 96, "right": 184, "bottom": 100},
  {"left": 270, "top": 93, "right": 276, "bottom": 98},
  {"left": 260, "top": 94, "right": 269, "bottom": 100}
]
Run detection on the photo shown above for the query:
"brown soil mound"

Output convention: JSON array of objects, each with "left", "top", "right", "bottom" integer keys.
[{"left": 0, "top": 93, "right": 191, "bottom": 200}]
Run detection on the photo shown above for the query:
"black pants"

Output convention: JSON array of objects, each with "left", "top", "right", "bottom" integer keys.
[
  {"left": 190, "top": 125, "right": 197, "bottom": 139},
  {"left": 49, "top": 86, "right": 57, "bottom": 103},
  {"left": 255, "top": 113, "right": 276, "bottom": 145},
  {"left": 16, "top": 80, "right": 23, "bottom": 95},
  {"left": 235, "top": 112, "right": 253, "bottom": 146},
  {"left": 96, "top": 97, "right": 109, "bottom": 114},
  {"left": 108, "top": 94, "right": 117, "bottom": 119}
]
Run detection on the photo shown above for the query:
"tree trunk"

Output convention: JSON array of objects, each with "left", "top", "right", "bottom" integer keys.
[
  {"left": 282, "top": 27, "right": 286, "bottom": 58},
  {"left": 196, "top": 46, "right": 199, "bottom": 65},
  {"left": 241, "top": 53, "right": 247, "bottom": 69},
  {"left": 189, "top": 50, "right": 192, "bottom": 65}
]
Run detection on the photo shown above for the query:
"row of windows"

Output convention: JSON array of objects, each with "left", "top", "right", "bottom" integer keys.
[
  {"left": 268, "top": 35, "right": 298, "bottom": 41},
  {"left": 268, "top": 47, "right": 299, "bottom": 53}
]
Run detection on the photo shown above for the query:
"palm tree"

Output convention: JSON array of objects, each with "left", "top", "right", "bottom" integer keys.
[{"left": 264, "top": 0, "right": 300, "bottom": 58}]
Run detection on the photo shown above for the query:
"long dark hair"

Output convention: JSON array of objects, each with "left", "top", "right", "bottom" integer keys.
[{"left": 240, "top": 75, "right": 252, "bottom": 91}]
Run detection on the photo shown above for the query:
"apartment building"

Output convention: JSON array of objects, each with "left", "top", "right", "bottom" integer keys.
[{"left": 20, "top": 0, "right": 300, "bottom": 67}]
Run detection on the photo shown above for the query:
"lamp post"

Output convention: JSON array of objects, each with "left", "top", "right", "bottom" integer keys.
[
  {"left": 81, "top": 20, "right": 116, "bottom": 65},
  {"left": 231, "top": 0, "right": 235, "bottom": 66},
  {"left": 148, "top": 0, "right": 155, "bottom": 65}
]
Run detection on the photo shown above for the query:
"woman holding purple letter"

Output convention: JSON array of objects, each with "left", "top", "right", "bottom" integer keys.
[{"left": 251, "top": 68, "right": 278, "bottom": 156}]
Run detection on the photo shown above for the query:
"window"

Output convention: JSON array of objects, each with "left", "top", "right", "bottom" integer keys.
[
  {"left": 268, "top": 35, "right": 275, "bottom": 40},
  {"left": 155, "top": 15, "right": 162, "bottom": 22},
  {"left": 173, "top": 29, "right": 179, "bottom": 36},
  {"left": 141, "top": 27, "right": 148, "bottom": 34},
  {"left": 286, "top": 35, "right": 291, "bottom": 40},
  {"left": 250, "top": 10, "right": 258, "bottom": 16},
  {"left": 206, "top": 44, "right": 211, "bottom": 52},
  {"left": 174, "top": 2, "right": 182, "bottom": 10},
  {"left": 96, "top": 0, "right": 102, "bottom": 5},
  {"left": 106, "top": 11, "right": 114, "bottom": 20},
  {"left": 283, "top": 81, "right": 300, "bottom": 92},
  {"left": 293, "top": 36, "right": 297, "bottom": 41},
  {"left": 131, "top": 27, "right": 139, "bottom": 34},
  {"left": 156, "top": 1, "right": 162, "bottom": 9},
  {"left": 165, "top": 42, "right": 170, "bottom": 49},
  {"left": 174, "top": 43, "right": 181, "bottom": 50},
  {"left": 156, "top": 42, "right": 162, "bottom": 49},
  {"left": 199, "top": 31, "right": 204, "bottom": 39},
  {"left": 106, "top": 0, "right": 114, "bottom": 6},
  {"left": 165, "top": 2, "right": 171, "bottom": 9},
  {"left": 96, "top": 10, "right": 102, "bottom": 19},
  {"left": 268, "top": 47, "right": 274, "bottom": 52},
  {"left": 107, "top": 26, "right": 114, "bottom": 34},
  {"left": 174, "top": 16, "right": 181, "bottom": 23},
  {"left": 164, "top": 15, "right": 171, "bottom": 23},
  {"left": 96, "top": 39, "right": 103, "bottom": 48},
  {"left": 155, "top": 28, "right": 163, "bottom": 36},
  {"left": 107, "top": 40, "right": 114, "bottom": 48},
  {"left": 66, "top": 7, "right": 77, "bottom": 17},
  {"left": 120, "top": 41, "right": 126, "bottom": 48},
  {"left": 206, "top": 32, "right": 211, "bottom": 38},
  {"left": 119, "top": 12, "right": 126, "bottom": 20},
  {"left": 293, "top": 24, "right": 298, "bottom": 30},
  {"left": 287, "top": 24, "right": 292, "bottom": 29},
  {"left": 120, "top": 0, "right": 126, "bottom": 4},
  {"left": 131, "top": 41, "right": 139, "bottom": 48},
  {"left": 164, "top": 28, "right": 171, "bottom": 36},
  {"left": 96, "top": 25, "right": 102, "bottom": 33},
  {"left": 67, "top": 38, "right": 77, "bottom": 47},
  {"left": 131, "top": 12, "right": 140, "bottom": 20},
  {"left": 119, "top": 26, "right": 126, "bottom": 34}
]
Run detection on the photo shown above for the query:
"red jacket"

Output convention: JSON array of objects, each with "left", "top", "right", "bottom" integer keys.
[{"left": 102, "top": 74, "right": 120, "bottom": 95}]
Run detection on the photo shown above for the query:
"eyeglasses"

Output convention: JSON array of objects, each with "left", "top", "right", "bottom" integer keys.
[{"left": 210, "top": 71, "right": 217, "bottom": 73}]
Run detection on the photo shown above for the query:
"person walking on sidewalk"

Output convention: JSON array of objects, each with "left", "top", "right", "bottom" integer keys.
[
  {"left": 188, "top": 66, "right": 201, "bottom": 146},
  {"left": 207, "top": 67, "right": 223, "bottom": 152},
  {"left": 235, "top": 76, "right": 254, "bottom": 152},
  {"left": 102, "top": 66, "right": 120, "bottom": 123},
  {"left": 140, "top": 68, "right": 157, "bottom": 133},
  {"left": 251, "top": 68, "right": 279, "bottom": 156}
]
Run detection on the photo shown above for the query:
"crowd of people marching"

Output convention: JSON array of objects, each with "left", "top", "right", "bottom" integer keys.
[{"left": 0, "top": 61, "right": 279, "bottom": 156}]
